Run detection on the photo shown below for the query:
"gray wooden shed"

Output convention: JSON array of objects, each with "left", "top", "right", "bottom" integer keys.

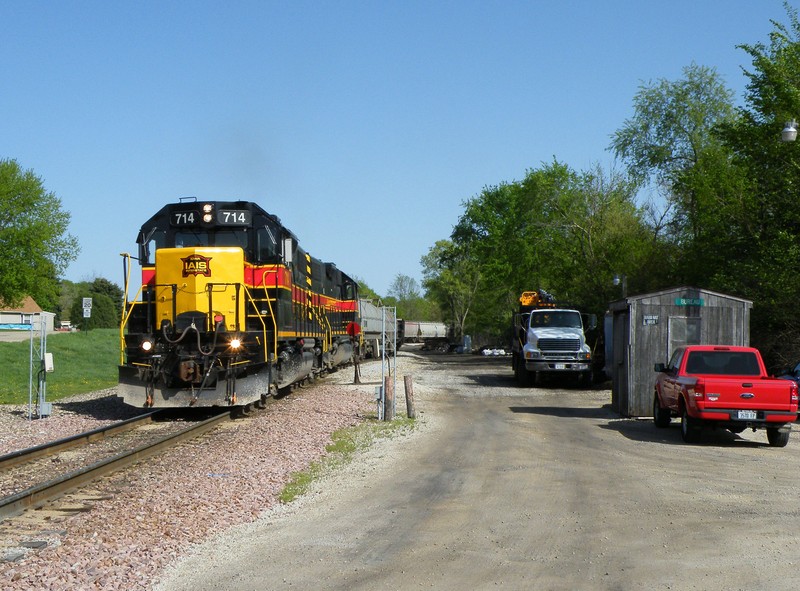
[{"left": 607, "top": 286, "right": 752, "bottom": 417}]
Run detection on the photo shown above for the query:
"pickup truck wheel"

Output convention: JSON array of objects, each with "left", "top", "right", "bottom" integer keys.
[
  {"left": 680, "top": 407, "right": 702, "bottom": 443},
  {"left": 653, "top": 394, "right": 671, "bottom": 428},
  {"left": 766, "top": 427, "right": 790, "bottom": 448}
]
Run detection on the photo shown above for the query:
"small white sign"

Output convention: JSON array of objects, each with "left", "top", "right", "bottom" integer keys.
[
  {"left": 82, "top": 297, "right": 93, "bottom": 309},
  {"left": 83, "top": 308, "right": 91, "bottom": 318}
]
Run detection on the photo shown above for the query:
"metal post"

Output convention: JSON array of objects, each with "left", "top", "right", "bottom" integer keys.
[
  {"left": 28, "top": 320, "right": 34, "bottom": 420},
  {"left": 28, "top": 312, "right": 54, "bottom": 419},
  {"left": 377, "top": 306, "right": 399, "bottom": 420},
  {"left": 390, "top": 307, "right": 397, "bottom": 417},
  {"left": 380, "top": 306, "right": 385, "bottom": 390}
]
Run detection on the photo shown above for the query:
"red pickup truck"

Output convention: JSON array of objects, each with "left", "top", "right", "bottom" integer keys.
[{"left": 653, "top": 345, "right": 798, "bottom": 446}]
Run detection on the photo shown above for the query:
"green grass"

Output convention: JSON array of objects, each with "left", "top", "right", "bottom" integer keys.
[
  {"left": 279, "top": 415, "right": 417, "bottom": 504},
  {"left": 0, "top": 329, "right": 120, "bottom": 404}
]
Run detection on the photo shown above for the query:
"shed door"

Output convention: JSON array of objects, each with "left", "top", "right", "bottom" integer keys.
[{"left": 668, "top": 316, "right": 701, "bottom": 358}]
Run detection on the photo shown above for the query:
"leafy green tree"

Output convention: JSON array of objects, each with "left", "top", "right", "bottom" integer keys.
[
  {"left": 58, "top": 280, "right": 83, "bottom": 322},
  {"left": 610, "top": 62, "right": 742, "bottom": 288},
  {"left": 89, "top": 277, "right": 123, "bottom": 307},
  {"left": 386, "top": 274, "right": 438, "bottom": 321},
  {"left": 353, "top": 276, "right": 380, "bottom": 301},
  {"left": 607, "top": 5, "right": 800, "bottom": 369},
  {"left": 69, "top": 292, "right": 117, "bottom": 330},
  {"left": 0, "top": 159, "right": 79, "bottom": 310},
  {"left": 714, "top": 2, "right": 800, "bottom": 367},
  {"left": 452, "top": 161, "right": 650, "bottom": 328},
  {"left": 59, "top": 277, "right": 124, "bottom": 326},
  {"left": 421, "top": 240, "right": 481, "bottom": 340},
  {"left": 610, "top": 63, "right": 736, "bottom": 188},
  {"left": 387, "top": 274, "right": 420, "bottom": 301}
]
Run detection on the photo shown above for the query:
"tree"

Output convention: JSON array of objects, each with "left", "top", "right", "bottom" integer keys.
[
  {"left": 69, "top": 291, "right": 117, "bottom": 330},
  {"left": 386, "top": 274, "right": 438, "bottom": 320},
  {"left": 353, "top": 276, "right": 380, "bottom": 301},
  {"left": 609, "top": 62, "right": 766, "bottom": 292},
  {"left": 0, "top": 159, "right": 79, "bottom": 310},
  {"left": 421, "top": 240, "right": 481, "bottom": 340},
  {"left": 387, "top": 274, "right": 421, "bottom": 301},
  {"left": 62, "top": 277, "right": 124, "bottom": 329},
  {"left": 713, "top": 2, "right": 800, "bottom": 368},
  {"left": 610, "top": 63, "right": 736, "bottom": 188},
  {"left": 451, "top": 161, "right": 651, "bottom": 328}
]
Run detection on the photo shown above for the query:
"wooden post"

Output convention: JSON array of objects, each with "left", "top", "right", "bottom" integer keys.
[
  {"left": 383, "top": 375, "right": 394, "bottom": 421},
  {"left": 403, "top": 375, "right": 416, "bottom": 419},
  {"left": 352, "top": 339, "right": 361, "bottom": 385}
]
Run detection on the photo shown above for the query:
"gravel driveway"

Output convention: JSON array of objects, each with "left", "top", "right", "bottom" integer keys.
[{"left": 155, "top": 351, "right": 800, "bottom": 591}]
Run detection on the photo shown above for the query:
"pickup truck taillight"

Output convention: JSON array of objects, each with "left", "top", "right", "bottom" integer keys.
[
  {"left": 791, "top": 383, "right": 798, "bottom": 404},
  {"left": 691, "top": 379, "right": 705, "bottom": 399}
]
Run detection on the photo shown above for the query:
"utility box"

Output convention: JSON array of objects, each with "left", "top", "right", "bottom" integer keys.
[{"left": 607, "top": 286, "right": 752, "bottom": 417}]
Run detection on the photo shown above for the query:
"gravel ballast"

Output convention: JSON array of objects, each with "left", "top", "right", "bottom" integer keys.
[{"left": 0, "top": 356, "right": 419, "bottom": 590}]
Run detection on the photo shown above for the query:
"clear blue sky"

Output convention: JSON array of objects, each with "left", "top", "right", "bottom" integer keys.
[{"left": 0, "top": 1, "right": 789, "bottom": 296}]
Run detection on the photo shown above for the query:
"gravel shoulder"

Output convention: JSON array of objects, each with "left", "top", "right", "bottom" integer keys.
[
  {"left": 155, "top": 352, "right": 800, "bottom": 591},
  {"left": 0, "top": 354, "right": 406, "bottom": 590}
]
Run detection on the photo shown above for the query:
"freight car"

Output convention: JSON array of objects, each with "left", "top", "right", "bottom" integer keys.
[
  {"left": 118, "top": 198, "right": 359, "bottom": 409},
  {"left": 401, "top": 320, "right": 451, "bottom": 351},
  {"left": 358, "top": 298, "right": 397, "bottom": 358}
]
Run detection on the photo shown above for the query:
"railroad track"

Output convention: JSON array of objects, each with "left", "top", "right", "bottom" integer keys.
[{"left": 0, "top": 410, "right": 231, "bottom": 521}]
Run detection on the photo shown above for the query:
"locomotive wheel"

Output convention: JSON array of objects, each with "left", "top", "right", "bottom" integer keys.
[
  {"left": 235, "top": 403, "right": 255, "bottom": 418},
  {"left": 275, "top": 384, "right": 293, "bottom": 398}
]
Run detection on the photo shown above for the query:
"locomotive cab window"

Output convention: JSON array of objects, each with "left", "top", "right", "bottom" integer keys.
[
  {"left": 139, "top": 229, "right": 167, "bottom": 265},
  {"left": 174, "top": 231, "right": 210, "bottom": 248},
  {"left": 256, "top": 226, "right": 279, "bottom": 262},
  {"left": 215, "top": 230, "right": 249, "bottom": 250}
]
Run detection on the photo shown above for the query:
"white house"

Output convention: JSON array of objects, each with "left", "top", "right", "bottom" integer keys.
[{"left": 0, "top": 296, "right": 55, "bottom": 332}]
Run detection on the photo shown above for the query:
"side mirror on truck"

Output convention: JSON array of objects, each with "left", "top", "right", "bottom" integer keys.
[{"left": 654, "top": 363, "right": 666, "bottom": 372}]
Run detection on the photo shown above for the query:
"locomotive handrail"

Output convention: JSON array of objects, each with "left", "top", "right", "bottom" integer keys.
[
  {"left": 241, "top": 284, "right": 271, "bottom": 362},
  {"left": 258, "top": 271, "right": 279, "bottom": 357},
  {"left": 321, "top": 309, "right": 333, "bottom": 351},
  {"left": 308, "top": 303, "right": 332, "bottom": 352},
  {"left": 120, "top": 252, "right": 135, "bottom": 365},
  {"left": 119, "top": 285, "right": 146, "bottom": 366},
  {"left": 205, "top": 282, "right": 243, "bottom": 332}
]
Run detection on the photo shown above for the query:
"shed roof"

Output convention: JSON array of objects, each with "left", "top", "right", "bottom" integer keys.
[{"left": 610, "top": 286, "right": 752, "bottom": 311}]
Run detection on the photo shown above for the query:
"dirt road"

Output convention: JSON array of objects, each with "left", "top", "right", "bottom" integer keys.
[{"left": 156, "top": 352, "right": 800, "bottom": 591}]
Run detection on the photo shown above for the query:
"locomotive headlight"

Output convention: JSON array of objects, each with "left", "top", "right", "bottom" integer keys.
[
  {"left": 230, "top": 338, "right": 242, "bottom": 350},
  {"left": 202, "top": 203, "right": 213, "bottom": 223},
  {"left": 140, "top": 338, "right": 154, "bottom": 352}
]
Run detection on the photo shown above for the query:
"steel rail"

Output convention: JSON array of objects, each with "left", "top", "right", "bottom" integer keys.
[
  {"left": 0, "top": 411, "right": 231, "bottom": 521},
  {"left": 0, "top": 411, "right": 162, "bottom": 471}
]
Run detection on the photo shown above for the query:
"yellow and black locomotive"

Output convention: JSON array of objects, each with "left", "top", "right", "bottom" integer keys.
[{"left": 118, "top": 198, "right": 359, "bottom": 408}]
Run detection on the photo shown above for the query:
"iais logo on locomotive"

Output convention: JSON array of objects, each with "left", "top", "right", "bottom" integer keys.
[{"left": 181, "top": 253, "right": 213, "bottom": 277}]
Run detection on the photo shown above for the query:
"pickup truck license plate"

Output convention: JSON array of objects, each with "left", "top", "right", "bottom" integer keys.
[
  {"left": 737, "top": 410, "right": 757, "bottom": 420},
  {"left": 555, "top": 364, "right": 566, "bottom": 370}
]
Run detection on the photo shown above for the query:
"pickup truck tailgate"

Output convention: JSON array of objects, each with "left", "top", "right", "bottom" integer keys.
[{"left": 696, "top": 377, "right": 796, "bottom": 413}]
